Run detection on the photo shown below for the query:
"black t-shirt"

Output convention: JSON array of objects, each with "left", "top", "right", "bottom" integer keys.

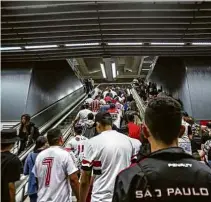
[{"left": 1, "top": 151, "right": 22, "bottom": 202}]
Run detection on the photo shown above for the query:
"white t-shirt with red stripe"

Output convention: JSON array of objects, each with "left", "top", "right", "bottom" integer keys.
[
  {"left": 33, "top": 146, "right": 78, "bottom": 202},
  {"left": 66, "top": 135, "right": 88, "bottom": 166},
  {"left": 82, "top": 130, "right": 135, "bottom": 202}
]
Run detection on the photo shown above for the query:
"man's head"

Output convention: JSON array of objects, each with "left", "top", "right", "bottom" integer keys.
[
  {"left": 95, "top": 112, "right": 112, "bottom": 133},
  {"left": 47, "top": 128, "right": 63, "bottom": 146},
  {"left": 110, "top": 103, "right": 116, "bottom": 109},
  {"left": 1, "top": 129, "right": 19, "bottom": 151},
  {"left": 88, "top": 94, "right": 92, "bottom": 98},
  {"left": 143, "top": 96, "right": 182, "bottom": 146},
  {"left": 128, "top": 114, "right": 135, "bottom": 123},
  {"left": 74, "top": 124, "right": 83, "bottom": 136},
  {"left": 88, "top": 113, "right": 94, "bottom": 120},
  {"left": 95, "top": 95, "right": 100, "bottom": 100}
]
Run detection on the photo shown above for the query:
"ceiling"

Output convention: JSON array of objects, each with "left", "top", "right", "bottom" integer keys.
[
  {"left": 1, "top": 1, "right": 211, "bottom": 61},
  {"left": 1, "top": 1, "right": 211, "bottom": 80}
]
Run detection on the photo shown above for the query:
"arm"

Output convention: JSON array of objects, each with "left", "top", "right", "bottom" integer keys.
[
  {"left": 23, "top": 154, "right": 30, "bottom": 175},
  {"left": 73, "top": 112, "right": 80, "bottom": 125},
  {"left": 69, "top": 171, "right": 80, "bottom": 201},
  {"left": 8, "top": 182, "right": 16, "bottom": 202},
  {"left": 8, "top": 158, "right": 22, "bottom": 202},
  {"left": 79, "top": 170, "right": 92, "bottom": 202}
]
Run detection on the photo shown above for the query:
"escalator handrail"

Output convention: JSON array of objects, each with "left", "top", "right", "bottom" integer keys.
[
  {"left": 18, "top": 93, "right": 87, "bottom": 161},
  {"left": 130, "top": 84, "right": 146, "bottom": 120}
]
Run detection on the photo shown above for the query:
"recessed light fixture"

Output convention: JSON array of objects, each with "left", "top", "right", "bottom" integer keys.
[
  {"left": 65, "top": 43, "right": 100, "bottom": 47},
  {"left": 107, "top": 42, "right": 143, "bottom": 46},
  {"left": 100, "top": 63, "right": 106, "bottom": 78},
  {"left": 191, "top": 42, "right": 211, "bottom": 46},
  {"left": 112, "top": 63, "right": 116, "bottom": 78},
  {"left": 25, "top": 45, "right": 58, "bottom": 49},
  {"left": 0, "top": 47, "right": 22, "bottom": 51},
  {"left": 151, "top": 42, "right": 184, "bottom": 45},
  {"left": 142, "top": 69, "right": 150, "bottom": 70}
]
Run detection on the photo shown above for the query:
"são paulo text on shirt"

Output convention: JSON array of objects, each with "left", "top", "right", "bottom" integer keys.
[{"left": 136, "top": 187, "right": 209, "bottom": 198}]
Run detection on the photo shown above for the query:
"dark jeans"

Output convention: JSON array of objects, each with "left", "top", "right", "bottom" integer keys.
[{"left": 29, "top": 193, "right": 37, "bottom": 202}]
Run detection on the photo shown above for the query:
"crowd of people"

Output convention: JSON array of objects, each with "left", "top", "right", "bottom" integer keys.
[{"left": 1, "top": 85, "right": 211, "bottom": 202}]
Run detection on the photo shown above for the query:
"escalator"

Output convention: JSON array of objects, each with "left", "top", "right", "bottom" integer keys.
[{"left": 15, "top": 88, "right": 100, "bottom": 202}]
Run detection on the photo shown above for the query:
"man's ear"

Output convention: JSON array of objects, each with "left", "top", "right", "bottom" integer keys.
[
  {"left": 142, "top": 124, "right": 150, "bottom": 139},
  {"left": 178, "top": 125, "right": 185, "bottom": 138}
]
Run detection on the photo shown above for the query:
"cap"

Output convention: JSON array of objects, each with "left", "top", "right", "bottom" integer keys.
[{"left": 1, "top": 129, "right": 19, "bottom": 144}]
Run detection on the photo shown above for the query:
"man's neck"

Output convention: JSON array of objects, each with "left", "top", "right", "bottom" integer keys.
[
  {"left": 101, "top": 126, "right": 112, "bottom": 132},
  {"left": 150, "top": 141, "right": 177, "bottom": 153}
]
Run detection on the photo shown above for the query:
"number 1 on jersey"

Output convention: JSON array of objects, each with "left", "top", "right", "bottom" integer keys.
[{"left": 42, "top": 157, "right": 54, "bottom": 186}]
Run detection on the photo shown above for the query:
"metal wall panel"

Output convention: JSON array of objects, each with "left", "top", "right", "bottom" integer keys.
[
  {"left": 149, "top": 57, "right": 185, "bottom": 95},
  {"left": 149, "top": 57, "right": 211, "bottom": 120},
  {"left": 25, "top": 60, "right": 83, "bottom": 116},
  {"left": 184, "top": 58, "right": 211, "bottom": 120},
  {"left": 1, "top": 67, "right": 32, "bottom": 121}
]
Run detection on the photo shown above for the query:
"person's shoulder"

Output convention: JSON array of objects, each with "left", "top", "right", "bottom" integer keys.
[
  {"left": 191, "top": 159, "right": 211, "bottom": 173},
  {"left": 118, "top": 163, "right": 141, "bottom": 180}
]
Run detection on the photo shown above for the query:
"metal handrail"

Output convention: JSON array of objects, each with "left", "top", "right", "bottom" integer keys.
[{"left": 130, "top": 84, "right": 147, "bottom": 120}]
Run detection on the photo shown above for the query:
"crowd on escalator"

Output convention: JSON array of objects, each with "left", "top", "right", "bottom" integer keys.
[{"left": 1, "top": 84, "right": 211, "bottom": 202}]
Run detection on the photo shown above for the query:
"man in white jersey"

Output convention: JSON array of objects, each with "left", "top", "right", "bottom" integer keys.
[
  {"left": 66, "top": 124, "right": 88, "bottom": 169},
  {"left": 73, "top": 103, "right": 93, "bottom": 126},
  {"left": 33, "top": 128, "right": 79, "bottom": 202},
  {"left": 79, "top": 112, "right": 135, "bottom": 202}
]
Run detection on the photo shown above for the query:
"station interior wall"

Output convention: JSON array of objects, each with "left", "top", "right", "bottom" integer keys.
[
  {"left": 149, "top": 56, "right": 211, "bottom": 120},
  {"left": 1, "top": 60, "right": 83, "bottom": 121}
]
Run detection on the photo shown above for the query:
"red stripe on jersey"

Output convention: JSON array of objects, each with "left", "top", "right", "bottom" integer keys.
[
  {"left": 93, "top": 160, "right": 102, "bottom": 167},
  {"left": 65, "top": 148, "right": 71, "bottom": 152},
  {"left": 82, "top": 159, "right": 92, "bottom": 165}
]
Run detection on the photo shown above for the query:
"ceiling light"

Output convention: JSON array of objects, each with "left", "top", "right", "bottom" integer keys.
[
  {"left": 117, "top": 71, "right": 119, "bottom": 76},
  {"left": 0, "top": 47, "right": 22, "bottom": 51},
  {"left": 191, "top": 42, "right": 211, "bottom": 46},
  {"left": 151, "top": 42, "right": 184, "bottom": 45},
  {"left": 100, "top": 63, "right": 106, "bottom": 79},
  {"left": 25, "top": 45, "right": 58, "bottom": 49},
  {"left": 107, "top": 42, "right": 143, "bottom": 46},
  {"left": 65, "top": 43, "right": 100, "bottom": 47},
  {"left": 112, "top": 63, "right": 116, "bottom": 79},
  {"left": 142, "top": 69, "right": 150, "bottom": 70}
]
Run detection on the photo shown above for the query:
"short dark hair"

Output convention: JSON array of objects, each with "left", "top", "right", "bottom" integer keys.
[
  {"left": 74, "top": 125, "right": 83, "bottom": 135},
  {"left": 95, "top": 112, "right": 112, "bottom": 126},
  {"left": 128, "top": 114, "right": 135, "bottom": 122},
  {"left": 88, "top": 94, "right": 92, "bottom": 98},
  {"left": 144, "top": 96, "right": 182, "bottom": 144},
  {"left": 110, "top": 103, "right": 115, "bottom": 109},
  {"left": 34, "top": 136, "right": 47, "bottom": 152},
  {"left": 47, "top": 128, "right": 62, "bottom": 146},
  {"left": 88, "top": 113, "right": 94, "bottom": 120}
]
